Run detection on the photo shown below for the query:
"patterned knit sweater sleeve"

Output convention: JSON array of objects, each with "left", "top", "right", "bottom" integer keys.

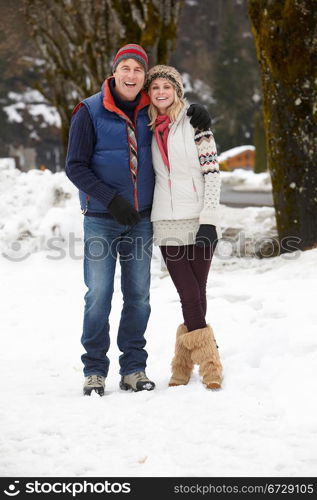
[{"left": 194, "top": 129, "right": 221, "bottom": 226}]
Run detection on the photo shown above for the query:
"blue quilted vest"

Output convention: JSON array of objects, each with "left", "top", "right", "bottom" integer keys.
[{"left": 78, "top": 79, "right": 154, "bottom": 214}]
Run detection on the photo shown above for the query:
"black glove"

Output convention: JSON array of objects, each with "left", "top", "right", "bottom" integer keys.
[
  {"left": 195, "top": 224, "right": 218, "bottom": 249},
  {"left": 107, "top": 195, "right": 141, "bottom": 226},
  {"left": 187, "top": 104, "right": 211, "bottom": 130}
]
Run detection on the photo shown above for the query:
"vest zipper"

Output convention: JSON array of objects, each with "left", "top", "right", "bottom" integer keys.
[{"left": 134, "top": 121, "right": 139, "bottom": 211}]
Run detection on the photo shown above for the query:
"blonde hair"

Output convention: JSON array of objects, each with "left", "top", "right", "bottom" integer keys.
[{"left": 148, "top": 84, "right": 185, "bottom": 130}]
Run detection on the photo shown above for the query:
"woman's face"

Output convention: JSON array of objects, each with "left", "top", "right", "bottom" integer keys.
[{"left": 149, "top": 78, "right": 175, "bottom": 115}]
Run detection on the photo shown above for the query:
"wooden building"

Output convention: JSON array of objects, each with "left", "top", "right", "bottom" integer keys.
[{"left": 218, "top": 145, "right": 255, "bottom": 171}]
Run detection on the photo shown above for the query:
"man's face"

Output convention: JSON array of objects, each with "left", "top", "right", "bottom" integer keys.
[{"left": 113, "top": 59, "right": 145, "bottom": 101}]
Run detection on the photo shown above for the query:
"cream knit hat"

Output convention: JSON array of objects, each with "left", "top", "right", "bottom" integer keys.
[{"left": 145, "top": 65, "right": 184, "bottom": 98}]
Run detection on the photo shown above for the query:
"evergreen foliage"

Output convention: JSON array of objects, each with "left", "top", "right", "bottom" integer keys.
[{"left": 212, "top": 0, "right": 258, "bottom": 151}]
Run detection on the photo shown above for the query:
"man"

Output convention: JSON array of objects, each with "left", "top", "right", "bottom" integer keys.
[{"left": 66, "top": 44, "right": 211, "bottom": 396}]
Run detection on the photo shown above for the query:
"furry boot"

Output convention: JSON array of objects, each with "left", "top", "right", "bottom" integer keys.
[
  {"left": 182, "top": 325, "right": 223, "bottom": 389},
  {"left": 169, "top": 324, "right": 194, "bottom": 386}
]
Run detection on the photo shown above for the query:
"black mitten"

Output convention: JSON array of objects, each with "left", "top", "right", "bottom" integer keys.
[
  {"left": 187, "top": 104, "right": 211, "bottom": 130},
  {"left": 107, "top": 195, "right": 141, "bottom": 226},
  {"left": 195, "top": 224, "right": 218, "bottom": 248}
]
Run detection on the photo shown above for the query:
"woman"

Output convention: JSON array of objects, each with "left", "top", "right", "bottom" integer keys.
[{"left": 145, "top": 65, "right": 223, "bottom": 390}]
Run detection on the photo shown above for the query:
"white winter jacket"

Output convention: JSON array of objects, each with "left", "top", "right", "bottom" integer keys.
[{"left": 150, "top": 105, "right": 221, "bottom": 232}]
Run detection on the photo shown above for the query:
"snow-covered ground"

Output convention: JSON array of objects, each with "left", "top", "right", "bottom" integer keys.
[
  {"left": 221, "top": 168, "right": 272, "bottom": 192},
  {"left": 1, "top": 159, "right": 316, "bottom": 477}
]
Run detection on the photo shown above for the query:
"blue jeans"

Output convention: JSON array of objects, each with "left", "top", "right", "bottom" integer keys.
[{"left": 81, "top": 215, "right": 153, "bottom": 377}]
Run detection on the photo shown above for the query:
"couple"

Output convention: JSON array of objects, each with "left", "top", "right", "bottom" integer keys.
[{"left": 66, "top": 44, "right": 223, "bottom": 396}]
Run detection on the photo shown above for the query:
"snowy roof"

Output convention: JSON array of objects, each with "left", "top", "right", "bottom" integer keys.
[{"left": 218, "top": 145, "right": 255, "bottom": 162}]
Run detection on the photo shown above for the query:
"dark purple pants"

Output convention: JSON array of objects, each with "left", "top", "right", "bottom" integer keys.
[{"left": 160, "top": 245, "right": 213, "bottom": 332}]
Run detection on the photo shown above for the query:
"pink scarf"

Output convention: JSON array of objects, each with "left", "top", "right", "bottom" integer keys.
[{"left": 154, "top": 115, "right": 171, "bottom": 170}]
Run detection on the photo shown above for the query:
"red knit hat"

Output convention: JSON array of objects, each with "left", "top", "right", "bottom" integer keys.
[{"left": 112, "top": 44, "right": 148, "bottom": 72}]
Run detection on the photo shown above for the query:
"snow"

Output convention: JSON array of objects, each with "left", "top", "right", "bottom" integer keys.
[
  {"left": 0, "top": 158, "right": 16, "bottom": 171},
  {"left": 4, "top": 89, "right": 61, "bottom": 128},
  {"left": 0, "top": 160, "right": 275, "bottom": 257},
  {"left": 252, "top": 92, "right": 261, "bottom": 103},
  {"left": 182, "top": 73, "right": 215, "bottom": 105},
  {"left": 221, "top": 168, "right": 272, "bottom": 192},
  {"left": 0, "top": 159, "right": 80, "bottom": 256},
  {"left": 1, "top": 160, "right": 316, "bottom": 477}
]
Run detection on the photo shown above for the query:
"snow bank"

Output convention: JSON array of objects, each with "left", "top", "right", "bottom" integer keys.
[
  {"left": 0, "top": 161, "right": 276, "bottom": 259},
  {"left": 221, "top": 168, "right": 272, "bottom": 192},
  {"left": 0, "top": 160, "right": 81, "bottom": 255}
]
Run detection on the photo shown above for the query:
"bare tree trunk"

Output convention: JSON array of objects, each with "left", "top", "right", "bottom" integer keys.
[
  {"left": 23, "top": 0, "right": 182, "bottom": 151},
  {"left": 248, "top": 0, "right": 317, "bottom": 251}
]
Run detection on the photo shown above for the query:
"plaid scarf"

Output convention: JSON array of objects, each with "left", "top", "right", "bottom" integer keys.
[{"left": 127, "top": 120, "right": 138, "bottom": 181}]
